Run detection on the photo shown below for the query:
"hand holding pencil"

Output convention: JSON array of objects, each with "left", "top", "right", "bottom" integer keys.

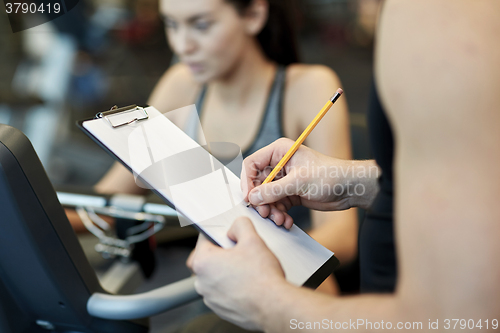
[
  {"left": 242, "top": 89, "right": 346, "bottom": 228},
  {"left": 260, "top": 88, "right": 343, "bottom": 188}
]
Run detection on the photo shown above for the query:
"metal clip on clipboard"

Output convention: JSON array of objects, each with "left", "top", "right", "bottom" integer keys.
[{"left": 96, "top": 104, "right": 149, "bottom": 128}]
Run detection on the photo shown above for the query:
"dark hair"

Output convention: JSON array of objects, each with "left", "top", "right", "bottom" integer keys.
[{"left": 226, "top": 0, "right": 300, "bottom": 65}]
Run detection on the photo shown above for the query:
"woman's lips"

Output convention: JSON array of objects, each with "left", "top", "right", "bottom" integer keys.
[{"left": 187, "top": 63, "right": 204, "bottom": 73}]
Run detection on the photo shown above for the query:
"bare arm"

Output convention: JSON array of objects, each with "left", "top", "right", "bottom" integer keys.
[
  {"left": 285, "top": 65, "right": 359, "bottom": 265},
  {"left": 377, "top": 0, "right": 500, "bottom": 321},
  {"left": 262, "top": 0, "right": 500, "bottom": 330},
  {"left": 191, "top": 1, "right": 500, "bottom": 331}
]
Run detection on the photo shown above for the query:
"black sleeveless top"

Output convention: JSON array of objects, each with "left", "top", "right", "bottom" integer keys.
[{"left": 359, "top": 80, "right": 397, "bottom": 293}]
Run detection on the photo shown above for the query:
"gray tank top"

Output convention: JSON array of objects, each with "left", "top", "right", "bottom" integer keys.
[
  {"left": 185, "top": 65, "right": 311, "bottom": 229},
  {"left": 186, "top": 65, "right": 286, "bottom": 157}
]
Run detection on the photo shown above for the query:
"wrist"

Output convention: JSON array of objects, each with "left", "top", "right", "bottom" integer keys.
[
  {"left": 345, "top": 160, "right": 380, "bottom": 209},
  {"left": 255, "top": 279, "right": 296, "bottom": 331}
]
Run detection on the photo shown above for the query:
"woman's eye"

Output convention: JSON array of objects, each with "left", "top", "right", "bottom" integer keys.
[
  {"left": 165, "top": 19, "right": 178, "bottom": 30},
  {"left": 194, "top": 21, "right": 212, "bottom": 31}
]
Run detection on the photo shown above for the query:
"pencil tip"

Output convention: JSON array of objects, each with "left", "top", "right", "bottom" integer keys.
[{"left": 337, "top": 88, "right": 344, "bottom": 95}]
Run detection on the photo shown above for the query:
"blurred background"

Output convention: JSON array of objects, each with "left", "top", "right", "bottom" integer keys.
[
  {"left": 0, "top": 0, "right": 380, "bottom": 186},
  {"left": 0, "top": 0, "right": 381, "bottom": 331}
]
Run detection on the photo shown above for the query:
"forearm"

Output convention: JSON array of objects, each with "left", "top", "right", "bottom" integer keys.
[
  {"left": 308, "top": 209, "right": 358, "bottom": 265},
  {"left": 257, "top": 283, "right": 403, "bottom": 333},
  {"left": 94, "top": 162, "right": 147, "bottom": 195}
]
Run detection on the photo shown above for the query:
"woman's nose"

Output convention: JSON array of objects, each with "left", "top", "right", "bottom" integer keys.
[{"left": 173, "top": 29, "right": 196, "bottom": 56}]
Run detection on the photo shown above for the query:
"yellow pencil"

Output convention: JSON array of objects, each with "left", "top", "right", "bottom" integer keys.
[{"left": 247, "top": 88, "right": 344, "bottom": 206}]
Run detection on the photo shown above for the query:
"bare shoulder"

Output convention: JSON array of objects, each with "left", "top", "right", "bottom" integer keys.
[
  {"left": 377, "top": 0, "right": 500, "bottom": 137},
  {"left": 286, "top": 64, "right": 341, "bottom": 95},
  {"left": 148, "top": 63, "right": 201, "bottom": 115},
  {"left": 282, "top": 64, "right": 350, "bottom": 156},
  {"left": 376, "top": 0, "right": 500, "bottom": 316},
  {"left": 284, "top": 64, "right": 343, "bottom": 121}
]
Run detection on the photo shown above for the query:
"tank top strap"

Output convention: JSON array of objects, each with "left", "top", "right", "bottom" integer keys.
[{"left": 242, "top": 65, "right": 286, "bottom": 157}]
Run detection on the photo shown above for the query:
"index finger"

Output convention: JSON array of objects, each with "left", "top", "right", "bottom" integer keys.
[{"left": 240, "top": 139, "right": 294, "bottom": 201}]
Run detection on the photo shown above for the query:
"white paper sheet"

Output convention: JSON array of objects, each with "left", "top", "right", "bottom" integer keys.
[{"left": 82, "top": 106, "right": 335, "bottom": 286}]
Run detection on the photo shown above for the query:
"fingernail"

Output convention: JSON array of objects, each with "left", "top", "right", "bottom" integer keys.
[
  {"left": 270, "top": 214, "right": 275, "bottom": 221},
  {"left": 249, "top": 189, "right": 263, "bottom": 205}
]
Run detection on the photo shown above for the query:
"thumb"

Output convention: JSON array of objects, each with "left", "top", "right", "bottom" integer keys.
[
  {"left": 247, "top": 173, "right": 301, "bottom": 205},
  {"left": 227, "top": 217, "right": 261, "bottom": 244}
]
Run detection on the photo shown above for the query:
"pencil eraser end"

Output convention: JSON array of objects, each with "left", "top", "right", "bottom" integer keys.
[{"left": 336, "top": 88, "right": 344, "bottom": 95}]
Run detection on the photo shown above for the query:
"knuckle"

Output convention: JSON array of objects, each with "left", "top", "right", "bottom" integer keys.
[
  {"left": 235, "top": 216, "right": 252, "bottom": 227},
  {"left": 273, "top": 213, "right": 285, "bottom": 225},
  {"left": 276, "top": 137, "right": 291, "bottom": 145},
  {"left": 241, "top": 157, "right": 250, "bottom": 170},
  {"left": 239, "top": 215, "right": 251, "bottom": 222},
  {"left": 246, "top": 235, "right": 263, "bottom": 248},
  {"left": 190, "top": 256, "right": 205, "bottom": 275},
  {"left": 276, "top": 202, "right": 286, "bottom": 211}
]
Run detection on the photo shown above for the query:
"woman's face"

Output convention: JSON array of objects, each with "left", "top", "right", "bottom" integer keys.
[{"left": 160, "top": 0, "right": 251, "bottom": 83}]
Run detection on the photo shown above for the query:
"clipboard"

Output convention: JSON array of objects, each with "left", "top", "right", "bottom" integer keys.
[{"left": 78, "top": 105, "right": 339, "bottom": 288}]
